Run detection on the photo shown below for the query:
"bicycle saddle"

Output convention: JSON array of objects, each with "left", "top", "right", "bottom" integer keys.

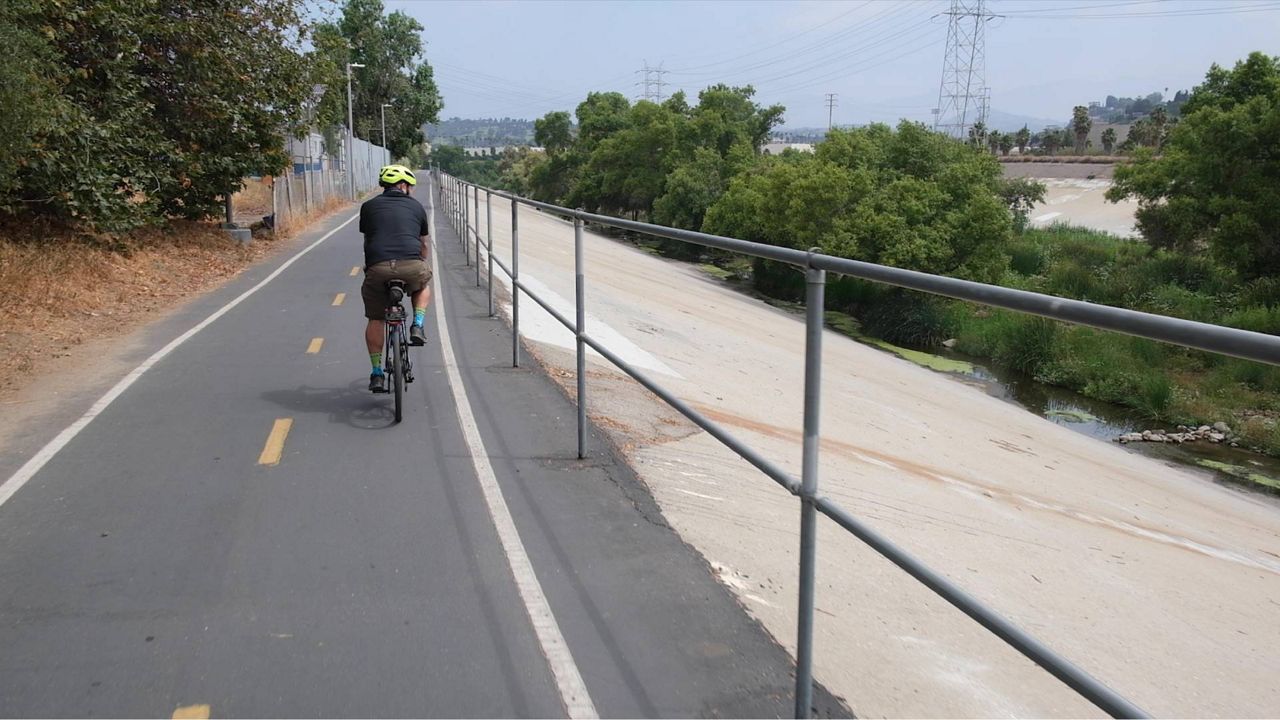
[{"left": 385, "top": 279, "right": 406, "bottom": 304}]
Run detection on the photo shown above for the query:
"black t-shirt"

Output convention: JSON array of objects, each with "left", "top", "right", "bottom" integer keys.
[{"left": 359, "top": 188, "right": 429, "bottom": 267}]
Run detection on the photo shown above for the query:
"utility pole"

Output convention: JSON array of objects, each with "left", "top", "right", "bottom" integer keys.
[
  {"left": 825, "top": 93, "right": 838, "bottom": 132},
  {"left": 380, "top": 102, "right": 391, "bottom": 161},
  {"left": 346, "top": 62, "right": 365, "bottom": 200},
  {"left": 932, "top": 0, "right": 998, "bottom": 140},
  {"left": 636, "top": 60, "right": 668, "bottom": 103}
]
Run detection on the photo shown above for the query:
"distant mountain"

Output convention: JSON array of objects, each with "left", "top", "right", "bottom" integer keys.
[
  {"left": 778, "top": 110, "right": 1064, "bottom": 139},
  {"left": 424, "top": 117, "right": 535, "bottom": 148}
]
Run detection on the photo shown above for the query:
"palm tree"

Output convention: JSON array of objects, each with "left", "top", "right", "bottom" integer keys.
[
  {"left": 1149, "top": 106, "right": 1169, "bottom": 150},
  {"left": 1071, "top": 105, "right": 1092, "bottom": 155},
  {"left": 1101, "top": 127, "right": 1117, "bottom": 154},
  {"left": 1042, "top": 130, "right": 1061, "bottom": 155},
  {"left": 1015, "top": 125, "right": 1030, "bottom": 154},
  {"left": 968, "top": 121, "right": 987, "bottom": 149}
]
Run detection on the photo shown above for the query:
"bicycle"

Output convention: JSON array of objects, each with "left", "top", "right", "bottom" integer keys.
[{"left": 381, "top": 279, "right": 414, "bottom": 423}]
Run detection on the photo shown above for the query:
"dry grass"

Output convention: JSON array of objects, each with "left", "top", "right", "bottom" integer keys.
[
  {"left": 0, "top": 217, "right": 276, "bottom": 399},
  {"left": 276, "top": 194, "right": 348, "bottom": 238},
  {"left": 231, "top": 177, "right": 275, "bottom": 225},
  {"left": 0, "top": 175, "right": 360, "bottom": 401}
]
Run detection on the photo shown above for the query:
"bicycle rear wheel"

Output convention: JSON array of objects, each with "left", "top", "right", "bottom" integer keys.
[{"left": 389, "top": 326, "right": 404, "bottom": 423}]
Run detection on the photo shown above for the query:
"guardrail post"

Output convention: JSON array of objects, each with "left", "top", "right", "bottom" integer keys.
[
  {"left": 464, "top": 183, "right": 471, "bottom": 265},
  {"left": 474, "top": 184, "right": 481, "bottom": 286},
  {"left": 575, "top": 215, "right": 587, "bottom": 459},
  {"left": 795, "top": 256, "right": 825, "bottom": 719},
  {"left": 512, "top": 199, "right": 520, "bottom": 368},
  {"left": 487, "top": 190, "right": 495, "bottom": 317}
]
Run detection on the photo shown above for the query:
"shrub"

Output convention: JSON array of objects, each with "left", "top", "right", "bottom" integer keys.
[
  {"left": 1222, "top": 305, "right": 1280, "bottom": 335},
  {"left": 860, "top": 290, "right": 955, "bottom": 347},
  {"left": 1008, "top": 239, "right": 1048, "bottom": 276},
  {"left": 1139, "top": 284, "right": 1219, "bottom": 322},
  {"left": 994, "top": 316, "right": 1059, "bottom": 376},
  {"left": 1239, "top": 277, "right": 1280, "bottom": 308}
]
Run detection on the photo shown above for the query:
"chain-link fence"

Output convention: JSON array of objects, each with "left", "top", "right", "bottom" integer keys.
[{"left": 269, "top": 132, "right": 391, "bottom": 233}]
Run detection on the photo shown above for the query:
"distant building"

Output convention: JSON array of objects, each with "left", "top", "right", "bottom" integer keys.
[
  {"left": 462, "top": 145, "right": 544, "bottom": 157},
  {"left": 761, "top": 142, "right": 815, "bottom": 156}
]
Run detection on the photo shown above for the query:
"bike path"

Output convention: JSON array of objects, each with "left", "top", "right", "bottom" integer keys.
[{"left": 0, "top": 184, "right": 847, "bottom": 717}]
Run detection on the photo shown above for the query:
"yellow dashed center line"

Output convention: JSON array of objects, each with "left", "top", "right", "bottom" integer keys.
[
  {"left": 350, "top": 265, "right": 360, "bottom": 276},
  {"left": 332, "top": 292, "right": 346, "bottom": 306},
  {"left": 306, "top": 337, "right": 324, "bottom": 354},
  {"left": 172, "top": 705, "right": 210, "bottom": 719},
  {"left": 257, "top": 418, "right": 294, "bottom": 466}
]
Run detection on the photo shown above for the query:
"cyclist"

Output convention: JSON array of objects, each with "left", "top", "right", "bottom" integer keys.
[{"left": 359, "top": 164, "right": 432, "bottom": 393}]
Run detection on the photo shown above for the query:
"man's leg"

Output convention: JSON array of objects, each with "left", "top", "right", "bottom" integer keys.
[
  {"left": 409, "top": 263, "right": 432, "bottom": 344},
  {"left": 365, "top": 319, "right": 387, "bottom": 391}
]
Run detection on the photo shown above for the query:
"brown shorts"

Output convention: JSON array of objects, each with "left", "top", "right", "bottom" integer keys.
[{"left": 361, "top": 258, "right": 432, "bottom": 319}]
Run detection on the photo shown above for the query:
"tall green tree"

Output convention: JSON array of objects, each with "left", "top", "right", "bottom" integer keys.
[
  {"left": 2, "top": 0, "right": 314, "bottom": 231},
  {"left": 706, "top": 122, "right": 1012, "bottom": 283},
  {"left": 1108, "top": 52, "right": 1280, "bottom": 278},
  {"left": 534, "top": 111, "right": 574, "bottom": 154},
  {"left": 313, "top": 0, "right": 442, "bottom": 158}
]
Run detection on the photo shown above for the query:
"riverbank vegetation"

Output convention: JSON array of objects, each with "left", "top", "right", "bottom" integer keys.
[{"left": 444, "top": 52, "right": 1280, "bottom": 455}]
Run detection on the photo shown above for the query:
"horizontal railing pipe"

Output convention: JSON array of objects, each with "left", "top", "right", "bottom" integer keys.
[
  {"left": 811, "top": 255, "right": 1280, "bottom": 366},
  {"left": 514, "top": 279, "right": 577, "bottom": 333},
  {"left": 581, "top": 334, "right": 801, "bottom": 496}
]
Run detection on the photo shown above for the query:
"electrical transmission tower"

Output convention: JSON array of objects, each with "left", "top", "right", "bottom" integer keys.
[
  {"left": 932, "top": 0, "right": 996, "bottom": 139},
  {"left": 636, "top": 61, "right": 668, "bottom": 103},
  {"left": 825, "top": 93, "right": 838, "bottom": 131}
]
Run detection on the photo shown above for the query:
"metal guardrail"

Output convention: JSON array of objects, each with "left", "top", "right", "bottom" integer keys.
[{"left": 433, "top": 169, "right": 1280, "bottom": 719}]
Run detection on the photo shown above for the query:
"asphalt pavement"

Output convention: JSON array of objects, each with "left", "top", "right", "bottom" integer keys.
[{"left": 0, "top": 182, "right": 847, "bottom": 718}]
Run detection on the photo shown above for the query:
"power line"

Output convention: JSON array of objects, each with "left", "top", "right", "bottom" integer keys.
[
  {"left": 1002, "top": 0, "right": 1280, "bottom": 18},
  {"left": 663, "top": 1, "right": 874, "bottom": 74},
  {"left": 825, "top": 93, "right": 838, "bottom": 130}
]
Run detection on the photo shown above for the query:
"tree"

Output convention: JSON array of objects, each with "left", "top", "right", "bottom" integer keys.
[
  {"left": 429, "top": 144, "right": 466, "bottom": 175},
  {"left": 999, "top": 177, "right": 1047, "bottom": 230},
  {"left": 1071, "top": 105, "right": 1093, "bottom": 154},
  {"left": 534, "top": 111, "right": 574, "bottom": 154},
  {"left": 1015, "top": 125, "right": 1031, "bottom": 154},
  {"left": 998, "top": 133, "right": 1015, "bottom": 156},
  {"left": 1108, "top": 52, "right": 1280, "bottom": 278},
  {"left": 1041, "top": 130, "right": 1062, "bottom": 155},
  {"left": 1148, "top": 106, "right": 1169, "bottom": 149},
  {"left": 987, "top": 130, "right": 1002, "bottom": 156},
  {"left": 968, "top": 121, "right": 988, "bottom": 149},
  {"left": 1101, "top": 127, "right": 1117, "bottom": 154},
  {"left": 706, "top": 122, "right": 1012, "bottom": 284},
  {"left": 313, "top": 0, "right": 442, "bottom": 159},
  {"left": 2, "top": 0, "right": 314, "bottom": 231}
]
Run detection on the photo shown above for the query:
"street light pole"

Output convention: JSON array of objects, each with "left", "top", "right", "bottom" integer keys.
[
  {"left": 345, "top": 62, "right": 365, "bottom": 201},
  {"left": 380, "top": 103, "right": 391, "bottom": 168},
  {"left": 380, "top": 103, "right": 390, "bottom": 149}
]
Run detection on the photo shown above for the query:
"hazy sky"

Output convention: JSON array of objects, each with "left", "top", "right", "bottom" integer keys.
[{"left": 390, "top": 0, "right": 1280, "bottom": 128}]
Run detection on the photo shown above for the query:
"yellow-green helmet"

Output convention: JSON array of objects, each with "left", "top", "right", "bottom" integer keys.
[{"left": 379, "top": 164, "right": 417, "bottom": 187}]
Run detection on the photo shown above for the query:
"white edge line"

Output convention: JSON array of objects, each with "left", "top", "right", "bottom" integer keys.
[
  {"left": 0, "top": 213, "right": 360, "bottom": 508},
  {"left": 428, "top": 180, "right": 598, "bottom": 720}
]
